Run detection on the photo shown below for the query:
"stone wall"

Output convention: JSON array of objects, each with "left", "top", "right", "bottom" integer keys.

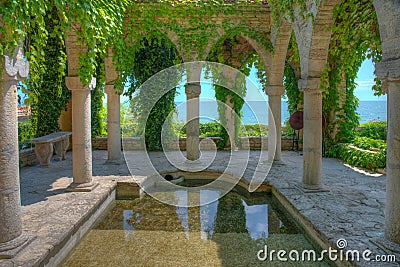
[
  {"left": 18, "top": 136, "right": 301, "bottom": 167},
  {"left": 19, "top": 148, "right": 37, "bottom": 167},
  {"left": 92, "top": 136, "right": 300, "bottom": 151}
]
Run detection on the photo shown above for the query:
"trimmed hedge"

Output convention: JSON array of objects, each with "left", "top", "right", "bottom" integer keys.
[
  {"left": 357, "top": 121, "right": 387, "bottom": 140},
  {"left": 338, "top": 143, "right": 386, "bottom": 171}
]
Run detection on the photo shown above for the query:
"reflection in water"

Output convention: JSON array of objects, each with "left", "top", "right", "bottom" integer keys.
[
  {"left": 64, "top": 188, "right": 330, "bottom": 267},
  {"left": 200, "top": 190, "right": 219, "bottom": 240},
  {"left": 242, "top": 201, "right": 269, "bottom": 239},
  {"left": 100, "top": 189, "right": 287, "bottom": 240},
  {"left": 175, "top": 190, "right": 189, "bottom": 238}
]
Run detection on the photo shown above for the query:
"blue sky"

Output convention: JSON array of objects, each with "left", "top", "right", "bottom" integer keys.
[
  {"left": 174, "top": 58, "right": 385, "bottom": 102},
  {"left": 354, "top": 58, "right": 386, "bottom": 101}
]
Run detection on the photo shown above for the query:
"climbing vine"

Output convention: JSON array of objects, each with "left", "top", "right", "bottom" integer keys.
[
  {"left": 127, "top": 37, "right": 180, "bottom": 151},
  {"left": 0, "top": 0, "right": 386, "bottom": 162},
  {"left": 91, "top": 54, "right": 107, "bottom": 137},
  {"left": 320, "top": 0, "right": 381, "bottom": 147},
  {"left": 28, "top": 4, "right": 71, "bottom": 137}
]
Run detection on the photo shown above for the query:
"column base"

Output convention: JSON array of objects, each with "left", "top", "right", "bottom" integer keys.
[
  {"left": 371, "top": 234, "right": 400, "bottom": 254},
  {"left": 105, "top": 159, "right": 123, "bottom": 165},
  {"left": 295, "top": 183, "right": 330, "bottom": 193},
  {"left": 65, "top": 182, "right": 99, "bottom": 192},
  {"left": 185, "top": 159, "right": 202, "bottom": 164},
  {"left": 272, "top": 159, "right": 285, "bottom": 166},
  {"left": 0, "top": 233, "right": 33, "bottom": 259}
]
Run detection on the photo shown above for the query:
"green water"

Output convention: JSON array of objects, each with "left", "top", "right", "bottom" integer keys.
[{"left": 62, "top": 188, "right": 331, "bottom": 266}]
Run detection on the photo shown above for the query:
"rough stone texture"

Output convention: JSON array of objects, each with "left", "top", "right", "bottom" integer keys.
[
  {"left": 266, "top": 86, "right": 285, "bottom": 161},
  {"left": 374, "top": 0, "right": 400, "bottom": 62},
  {"left": 65, "top": 77, "right": 93, "bottom": 186},
  {"left": 384, "top": 80, "right": 400, "bottom": 245},
  {"left": 104, "top": 52, "right": 122, "bottom": 163},
  {"left": 32, "top": 132, "right": 71, "bottom": 166},
  {"left": 225, "top": 95, "right": 237, "bottom": 150},
  {"left": 1, "top": 150, "right": 397, "bottom": 266},
  {"left": 92, "top": 136, "right": 297, "bottom": 151},
  {"left": 19, "top": 148, "right": 37, "bottom": 167},
  {"left": 373, "top": 0, "right": 400, "bottom": 246},
  {"left": 58, "top": 99, "right": 72, "bottom": 133},
  {"left": 0, "top": 48, "right": 30, "bottom": 257},
  {"left": 302, "top": 89, "right": 323, "bottom": 189},
  {"left": 105, "top": 85, "right": 122, "bottom": 162},
  {"left": 33, "top": 143, "right": 53, "bottom": 166},
  {"left": 185, "top": 83, "right": 201, "bottom": 161}
]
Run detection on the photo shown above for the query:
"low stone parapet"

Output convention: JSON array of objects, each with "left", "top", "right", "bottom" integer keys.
[
  {"left": 19, "top": 148, "right": 37, "bottom": 167},
  {"left": 92, "top": 136, "right": 300, "bottom": 151}
]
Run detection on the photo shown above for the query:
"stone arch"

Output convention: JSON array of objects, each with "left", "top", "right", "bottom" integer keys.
[
  {"left": 292, "top": 0, "right": 339, "bottom": 81},
  {"left": 241, "top": 21, "right": 292, "bottom": 162},
  {"left": 165, "top": 28, "right": 223, "bottom": 62},
  {"left": 242, "top": 20, "right": 292, "bottom": 87}
]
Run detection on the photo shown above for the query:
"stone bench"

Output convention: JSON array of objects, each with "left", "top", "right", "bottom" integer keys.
[{"left": 32, "top": 132, "right": 72, "bottom": 166}]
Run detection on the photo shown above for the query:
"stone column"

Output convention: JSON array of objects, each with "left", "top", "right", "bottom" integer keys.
[
  {"left": 376, "top": 58, "right": 400, "bottom": 245},
  {"left": 105, "top": 85, "right": 121, "bottom": 164},
  {"left": 65, "top": 77, "right": 97, "bottom": 192},
  {"left": 385, "top": 78, "right": 400, "bottom": 245},
  {"left": 185, "top": 83, "right": 201, "bottom": 161},
  {"left": 104, "top": 50, "right": 121, "bottom": 164},
  {"left": 266, "top": 86, "right": 284, "bottom": 161},
  {"left": 299, "top": 78, "right": 323, "bottom": 190},
  {"left": 0, "top": 48, "right": 30, "bottom": 258},
  {"left": 225, "top": 95, "right": 237, "bottom": 150}
]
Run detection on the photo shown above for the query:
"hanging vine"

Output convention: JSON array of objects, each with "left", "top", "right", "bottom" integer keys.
[
  {"left": 28, "top": 4, "right": 71, "bottom": 137},
  {"left": 320, "top": 0, "right": 381, "bottom": 151},
  {"left": 0, "top": 0, "right": 386, "bottom": 158},
  {"left": 127, "top": 37, "right": 181, "bottom": 151},
  {"left": 91, "top": 54, "right": 106, "bottom": 137}
]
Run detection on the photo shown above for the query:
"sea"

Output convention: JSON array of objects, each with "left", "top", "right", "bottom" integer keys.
[{"left": 174, "top": 100, "right": 387, "bottom": 125}]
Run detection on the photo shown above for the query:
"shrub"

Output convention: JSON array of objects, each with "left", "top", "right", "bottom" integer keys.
[
  {"left": 357, "top": 121, "right": 387, "bottom": 140},
  {"left": 241, "top": 124, "right": 268, "bottom": 136},
  {"left": 176, "top": 121, "right": 221, "bottom": 137},
  {"left": 352, "top": 136, "right": 386, "bottom": 150},
  {"left": 18, "top": 120, "right": 36, "bottom": 150},
  {"left": 338, "top": 143, "right": 386, "bottom": 171}
]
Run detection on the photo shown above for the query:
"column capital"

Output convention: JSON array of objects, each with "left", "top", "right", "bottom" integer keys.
[
  {"left": 105, "top": 48, "right": 118, "bottom": 84},
  {"left": 3, "top": 46, "right": 29, "bottom": 83},
  {"left": 105, "top": 84, "right": 118, "bottom": 95},
  {"left": 66, "top": 76, "right": 96, "bottom": 91},
  {"left": 265, "top": 85, "right": 285, "bottom": 96},
  {"left": 376, "top": 58, "right": 400, "bottom": 92},
  {"left": 376, "top": 58, "right": 400, "bottom": 81},
  {"left": 298, "top": 78, "right": 323, "bottom": 93},
  {"left": 185, "top": 82, "right": 201, "bottom": 98}
]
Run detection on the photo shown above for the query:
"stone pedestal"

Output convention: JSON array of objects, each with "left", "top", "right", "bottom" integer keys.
[
  {"left": 299, "top": 79, "right": 324, "bottom": 190},
  {"left": 65, "top": 77, "right": 97, "bottom": 192},
  {"left": 266, "top": 86, "right": 284, "bottom": 161},
  {"left": 185, "top": 83, "right": 201, "bottom": 161},
  {"left": 105, "top": 85, "right": 122, "bottom": 164},
  {"left": 0, "top": 49, "right": 30, "bottom": 258}
]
